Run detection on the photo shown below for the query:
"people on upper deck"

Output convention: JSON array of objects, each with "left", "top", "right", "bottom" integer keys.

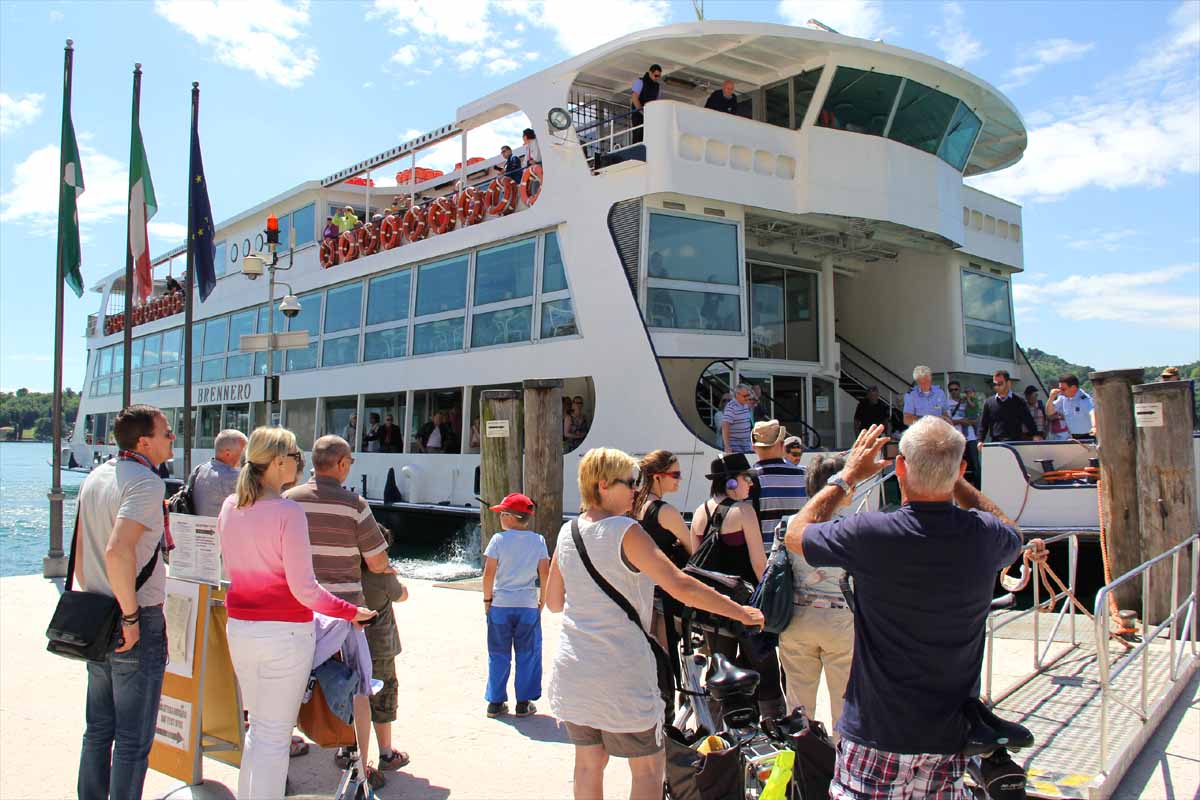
[
  {"left": 323, "top": 216, "right": 339, "bottom": 241},
  {"left": 704, "top": 80, "right": 738, "bottom": 114},
  {"left": 164, "top": 274, "right": 184, "bottom": 296},
  {"left": 630, "top": 64, "right": 662, "bottom": 145},
  {"left": 522, "top": 129, "right": 540, "bottom": 168},
  {"left": 903, "top": 365, "right": 950, "bottom": 427},
  {"left": 498, "top": 145, "right": 522, "bottom": 181},
  {"left": 363, "top": 413, "right": 383, "bottom": 453},
  {"left": 978, "top": 369, "right": 1040, "bottom": 444},
  {"left": 333, "top": 206, "right": 359, "bottom": 234},
  {"left": 784, "top": 419, "right": 1046, "bottom": 796}
]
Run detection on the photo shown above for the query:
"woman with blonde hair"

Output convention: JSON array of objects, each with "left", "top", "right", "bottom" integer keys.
[
  {"left": 632, "top": 450, "right": 692, "bottom": 647},
  {"left": 546, "top": 447, "right": 763, "bottom": 800},
  {"left": 217, "top": 426, "right": 375, "bottom": 799}
]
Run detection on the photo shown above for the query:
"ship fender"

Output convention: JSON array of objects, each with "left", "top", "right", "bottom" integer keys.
[
  {"left": 485, "top": 176, "right": 517, "bottom": 216},
  {"left": 403, "top": 205, "right": 428, "bottom": 242},
  {"left": 519, "top": 164, "right": 543, "bottom": 206},
  {"left": 428, "top": 196, "right": 457, "bottom": 235},
  {"left": 337, "top": 230, "right": 359, "bottom": 262},
  {"left": 379, "top": 214, "right": 402, "bottom": 250}
]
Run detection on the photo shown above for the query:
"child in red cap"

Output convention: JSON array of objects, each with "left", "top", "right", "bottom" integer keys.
[{"left": 482, "top": 493, "right": 549, "bottom": 717}]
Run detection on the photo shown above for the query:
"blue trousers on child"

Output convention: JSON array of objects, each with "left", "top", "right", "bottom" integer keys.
[{"left": 486, "top": 605, "right": 542, "bottom": 703}]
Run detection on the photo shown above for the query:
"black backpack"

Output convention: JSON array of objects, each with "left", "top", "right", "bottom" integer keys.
[{"left": 166, "top": 467, "right": 198, "bottom": 516}]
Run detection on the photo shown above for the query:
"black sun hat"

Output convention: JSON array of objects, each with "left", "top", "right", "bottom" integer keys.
[{"left": 705, "top": 452, "right": 752, "bottom": 479}]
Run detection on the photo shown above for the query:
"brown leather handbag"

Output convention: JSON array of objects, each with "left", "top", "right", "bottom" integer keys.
[{"left": 296, "top": 676, "right": 357, "bottom": 749}]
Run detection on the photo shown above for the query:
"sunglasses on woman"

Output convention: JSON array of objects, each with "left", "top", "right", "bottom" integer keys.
[{"left": 286, "top": 451, "right": 304, "bottom": 466}]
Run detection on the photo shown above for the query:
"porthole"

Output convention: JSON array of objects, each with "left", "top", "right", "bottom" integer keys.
[
  {"left": 243, "top": 238, "right": 252, "bottom": 257},
  {"left": 255, "top": 233, "right": 265, "bottom": 252},
  {"left": 231, "top": 241, "right": 239, "bottom": 261}
]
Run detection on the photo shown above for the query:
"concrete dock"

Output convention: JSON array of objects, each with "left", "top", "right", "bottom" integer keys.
[{"left": 2, "top": 574, "right": 1196, "bottom": 799}]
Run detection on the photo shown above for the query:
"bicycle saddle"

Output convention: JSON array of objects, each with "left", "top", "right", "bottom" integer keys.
[
  {"left": 704, "top": 652, "right": 760, "bottom": 703},
  {"left": 962, "top": 698, "right": 1034, "bottom": 756}
]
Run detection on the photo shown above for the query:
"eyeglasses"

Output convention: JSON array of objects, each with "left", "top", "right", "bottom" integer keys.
[
  {"left": 158, "top": 429, "right": 176, "bottom": 439},
  {"left": 656, "top": 471, "right": 682, "bottom": 479},
  {"left": 786, "top": 450, "right": 803, "bottom": 457},
  {"left": 609, "top": 477, "right": 636, "bottom": 489},
  {"left": 286, "top": 451, "right": 304, "bottom": 466}
]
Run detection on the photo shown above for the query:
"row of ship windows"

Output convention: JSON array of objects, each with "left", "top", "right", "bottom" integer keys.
[
  {"left": 91, "top": 231, "right": 578, "bottom": 397},
  {"left": 962, "top": 207, "right": 1021, "bottom": 241}
]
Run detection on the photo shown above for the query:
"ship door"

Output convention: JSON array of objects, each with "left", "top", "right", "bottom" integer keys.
[{"left": 772, "top": 375, "right": 808, "bottom": 439}]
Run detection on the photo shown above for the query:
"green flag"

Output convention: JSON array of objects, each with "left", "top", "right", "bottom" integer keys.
[{"left": 59, "top": 58, "right": 84, "bottom": 298}]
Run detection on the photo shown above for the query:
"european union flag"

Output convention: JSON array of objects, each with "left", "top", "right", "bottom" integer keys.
[{"left": 188, "top": 105, "right": 216, "bottom": 302}]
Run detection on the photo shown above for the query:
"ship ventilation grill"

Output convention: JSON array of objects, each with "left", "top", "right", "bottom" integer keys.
[{"left": 607, "top": 199, "right": 643, "bottom": 295}]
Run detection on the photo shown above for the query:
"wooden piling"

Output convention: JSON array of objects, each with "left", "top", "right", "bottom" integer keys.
[
  {"left": 480, "top": 389, "right": 522, "bottom": 557},
  {"left": 1089, "top": 369, "right": 1144, "bottom": 613},
  {"left": 1132, "top": 380, "right": 1198, "bottom": 624},
  {"left": 523, "top": 379, "right": 565, "bottom": 554}
]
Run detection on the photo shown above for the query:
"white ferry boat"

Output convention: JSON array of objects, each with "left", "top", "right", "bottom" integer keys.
[{"left": 67, "top": 20, "right": 1102, "bottom": 529}]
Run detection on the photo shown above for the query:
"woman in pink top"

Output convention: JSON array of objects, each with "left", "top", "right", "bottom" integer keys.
[{"left": 217, "top": 426, "right": 374, "bottom": 800}]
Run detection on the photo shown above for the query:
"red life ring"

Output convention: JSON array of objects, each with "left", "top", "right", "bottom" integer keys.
[
  {"left": 319, "top": 238, "right": 337, "bottom": 268},
  {"left": 358, "top": 223, "right": 379, "bottom": 256},
  {"left": 338, "top": 230, "right": 359, "bottom": 262},
  {"left": 403, "top": 205, "right": 428, "bottom": 241},
  {"left": 379, "top": 214, "right": 402, "bottom": 249},
  {"left": 456, "top": 188, "right": 478, "bottom": 225},
  {"left": 429, "top": 196, "right": 457, "bottom": 235},
  {"left": 519, "top": 164, "right": 543, "bottom": 206},
  {"left": 485, "top": 177, "right": 517, "bottom": 216}
]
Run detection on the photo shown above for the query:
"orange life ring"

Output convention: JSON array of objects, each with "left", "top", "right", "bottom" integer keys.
[
  {"left": 456, "top": 188, "right": 481, "bottom": 225},
  {"left": 428, "top": 196, "right": 457, "bottom": 235},
  {"left": 338, "top": 230, "right": 359, "bottom": 263},
  {"left": 319, "top": 238, "right": 337, "bottom": 268},
  {"left": 358, "top": 223, "right": 379, "bottom": 257},
  {"left": 379, "top": 214, "right": 402, "bottom": 249},
  {"left": 485, "top": 177, "right": 517, "bottom": 216},
  {"left": 519, "top": 164, "right": 543, "bottom": 206},
  {"left": 402, "top": 205, "right": 427, "bottom": 242}
]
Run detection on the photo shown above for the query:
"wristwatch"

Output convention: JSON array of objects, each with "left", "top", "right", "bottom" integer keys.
[{"left": 826, "top": 473, "right": 854, "bottom": 495}]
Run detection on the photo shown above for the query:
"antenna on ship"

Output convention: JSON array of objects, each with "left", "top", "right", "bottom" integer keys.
[{"left": 691, "top": 0, "right": 703, "bottom": 21}]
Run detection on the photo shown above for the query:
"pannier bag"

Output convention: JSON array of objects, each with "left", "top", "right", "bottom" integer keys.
[{"left": 664, "top": 725, "right": 743, "bottom": 800}]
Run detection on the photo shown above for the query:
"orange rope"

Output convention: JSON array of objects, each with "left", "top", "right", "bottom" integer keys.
[{"left": 1096, "top": 480, "right": 1138, "bottom": 636}]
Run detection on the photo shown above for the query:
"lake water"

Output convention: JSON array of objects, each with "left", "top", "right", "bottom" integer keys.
[{"left": 0, "top": 442, "right": 480, "bottom": 580}]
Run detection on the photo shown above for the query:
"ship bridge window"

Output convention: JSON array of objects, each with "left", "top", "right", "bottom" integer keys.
[
  {"left": 471, "top": 238, "right": 536, "bottom": 348},
  {"left": 646, "top": 212, "right": 742, "bottom": 332},
  {"left": 961, "top": 268, "right": 1014, "bottom": 360},
  {"left": 160, "top": 328, "right": 181, "bottom": 364},
  {"left": 760, "top": 68, "right": 824, "bottom": 130},
  {"left": 417, "top": 256, "right": 468, "bottom": 316},
  {"left": 938, "top": 103, "right": 982, "bottom": 171},
  {"left": 888, "top": 79, "right": 959, "bottom": 155},
  {"left": 818, "top": 67, "right": 903, "bottom": 136}
]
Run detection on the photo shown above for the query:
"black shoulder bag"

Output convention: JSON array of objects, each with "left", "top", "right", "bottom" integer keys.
[
  {"left": 685, "top": 498, "right": 735, "bottom": 573},
  {"left": 570, "top": 518, "right": 676, "bottom": 718},
  {"left": 165, "top": 465, "right": 198, "bottom": 516},
  {"left": 46, "top": 515, "right": 159, "bottom": 662}
]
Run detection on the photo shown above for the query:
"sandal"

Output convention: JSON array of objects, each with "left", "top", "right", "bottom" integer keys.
[
  {"left": 378, "top": 749, "right": 411, "bottom": 771},
  {"left": 289, "top": 736, "right": 309, "bottom": 758},
  {"left": 365, "top": 765, "right": 387, "bottom": 790}
]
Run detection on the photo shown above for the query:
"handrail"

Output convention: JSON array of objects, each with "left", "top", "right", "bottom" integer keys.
[{"left": 835, "top": 334, "right": 911, "bottom": 392}]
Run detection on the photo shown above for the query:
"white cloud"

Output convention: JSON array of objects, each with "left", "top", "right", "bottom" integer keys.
[
  {"left": 370, "top": 0, "right": 494, "bottom": 45},
  {"left": 527, "top": 0, "right": 670, "bottom": 55},
  {"left": 0, "top": 92, "right": 45, "bottom": 135},
  {"left": 1001, "top": 38, "right": 1094, "bottom": 90},
  {"left": 148, "top": 221, "right": 188, "bottom": 243},
  {"left": 931, "top": 2, "right": 985, "bottom": 68},
  {"left": 1014, "top": 265, "right": 1200, "bottom": 331},
  {"left": 455, "top": 49, "right": 483, "bottom": 69},
  {"left": 778, "top": 0, "right": 888, "bottom": 41},
  {"left": 49, "top": 9, "right": 64, "bottom": 22},
  {"left": 1062, "top": 228, "right": 1138, "bottom": 253},
  {"left": 390, "top": 44, "right": 419, "bottom": 66},
  {"left": 154, "top": 0, "right": 318, "bottom": 89},
  {"left": 0, "top": 142, "right": 127, "bottom": 235},
  {"left": 486, "top": 57, "right": 521, "bottom": 75}
]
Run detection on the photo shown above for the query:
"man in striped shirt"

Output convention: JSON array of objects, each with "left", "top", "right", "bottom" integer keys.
[
  {"left": 722, "top": 383, "right": 756, "bottom": 454},
  {"left": 750, "top": 420, "right": 807, "bottom": 550}
]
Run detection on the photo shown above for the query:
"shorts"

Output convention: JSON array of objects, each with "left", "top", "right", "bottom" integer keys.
[
  {"left": 831, "top": 738, "right": 968, "bottom": 799},
  {"left": 563, "top": 722, "right": 662, "bottom": 758},
  {"left": 369, "top": 654, "right": 398, "bottom": 724}
]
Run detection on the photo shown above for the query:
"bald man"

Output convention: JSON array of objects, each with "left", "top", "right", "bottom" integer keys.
[{"left": 704, "top": 80, "right": 739, "bottom": 114}]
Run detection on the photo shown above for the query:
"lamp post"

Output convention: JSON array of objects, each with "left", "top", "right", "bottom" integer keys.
[{"left": 242, "top": 214, "right": 299, "bottom": 426}]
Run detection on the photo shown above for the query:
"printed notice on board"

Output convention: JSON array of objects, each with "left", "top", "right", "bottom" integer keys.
[
  {"left": 154, "top": 696, "right": 192, "bottom": 750},
  {"left": 164, "top": 578, "right": 199, "bottom": 678},
  {"left": 486, "top": 420, "right": 510, "bottom": 438},
  {"left": 1134, "top": 402, "right": 1164, "bottom": 428},
  {"left": 168, "top": 514, "right": 222, "bottom": 585}
]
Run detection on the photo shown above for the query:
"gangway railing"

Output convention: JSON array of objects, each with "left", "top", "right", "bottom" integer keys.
[{"left": 1094, "top": 532, "right": 1198, "bottom": 770}]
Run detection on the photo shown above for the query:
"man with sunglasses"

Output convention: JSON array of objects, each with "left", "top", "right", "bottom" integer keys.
[{"left": 978, "top": 370, "right": 1040, "bottom": 445}]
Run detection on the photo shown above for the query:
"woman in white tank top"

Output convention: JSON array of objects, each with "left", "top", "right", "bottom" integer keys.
[{"left": 545, "top": 447, "right": 763, "bottom": 800}]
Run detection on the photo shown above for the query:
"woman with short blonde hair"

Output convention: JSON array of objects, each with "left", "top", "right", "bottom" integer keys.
[
  {"left": 218, "top": 426, "right": 375, "bottom": 799},
  {"left": 546, "top": 448, "right": 764, "bottom": 800}
]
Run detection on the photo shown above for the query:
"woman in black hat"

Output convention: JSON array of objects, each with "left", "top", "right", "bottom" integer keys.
[{"left": 689, "top": 453, "right": 786, "bottom": 719}]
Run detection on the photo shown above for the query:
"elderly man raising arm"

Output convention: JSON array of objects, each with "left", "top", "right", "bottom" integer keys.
[
  {"left": 785, "top": 419, "right": 1046, "bottom": 799},
  {"left": 190, "top": 429, "right": 247, "bottom": 517}
]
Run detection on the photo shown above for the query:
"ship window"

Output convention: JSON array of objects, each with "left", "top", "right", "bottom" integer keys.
[
  {"left": 201, "top": 358, "right": 224, "bottom": 383},
  {"left": 288, "top": 292, "right": 322, "bottom": 337},
  {"left": 142, "top": 334, "right": 162, "bottom": 368},
  {"left": 277, "top": 213, "right": 290, "bottom": 252},
  {"left": 203, "top": 317, "right": 227, "bottom": 357},
  {"left": 286, "top": 343, "right": 318, "bottom": 372},
  {"left": 540, "top": 298, "right": 576, "bottom": 339},
  {"left": 751, "top": 265, "right": 821, "bottom": 362},
  {"left": 129, "top": 371, "right": 143, "bottom": 391},
  {"left": 647, "top": 288, "right": 740, "bottom": 331},
  {"left": 363, "top": 327, "right": 408, "bottom": 362},
  {"left": 223, "top": 403, "right": 251, "bottom": 435},
  {"left": 192, "top": 322, "right": 205, "bottom": 354},
  {"left": 99, "top": 347, "right": 113, "bottom": 376},
  {"left": 159, "top": 366, "right": 179, "bottom": 387},
  {"left": 325, "top": 283, "right": 362, "bottom": 333},
  {"left": 410, "top": 387, "right": 462, "bottom": 454},
  {"left": 965, "top": 325, "right": 1013, "bottom": 360},
  {"left": 647, "top": 213, "right": 739, "bottom": 285},
  {"left": 413, "top": 316, "right": 464, "bottom": 355},
  {"left": 961, "top": 269, "right": 1013, "bottom": 360},
  {"left": 367, "top": 270, "right": 411, "bottom": 326},
  {"left": 542, "top": 232, "right": 567, "bottom": 293},
  {"left": 160, "top": 328, "right": 181, "bottom": 364},
  {"left": 471, "top": 305, "right": 532, "bottom": 348},
  {"left": 322, "top": 334, "right": 359, "bottom": 367},
  {"left": 362, "top": 393, "right": 406, "bottom": 452},
  {"left": 228, "top": 310, "right": 256, "bottom": 352},
  {"left": 888, "top": 79, "right": 959, "bottom": 155},
  {"left": 791, "top": 68, "right": 824, "bottom": 128},
  {"left": 127, "top": 340, "right": 142, "bottom": 372},
  {"left": 198, "top": 406, "right": 221, "bottom": 448},
  {"left": 97, "top": 377, "right": 111, "bottom": 396},
  {"left": 322, "top": 396, "right": 357, "bottom": 441},
  {"left": 213, "top": 241, "right": 227, "bottom": 277},
  {"left": 938, "top": 102, "right": 982, "bottom": 171},
  {"left": 253, "top": 350, "right": 283, "bottom": 376},
  {"left": 225, "top": 353, "right": 252, "bottom": 378},
  {"left": 284, "top": 399, "right": 316, "bottom": 451},
  {"left": 258, "top": 304, "right": 287, "bottom": 338},
  {"left": 112, "top": 345, "right": 124, "bottom": 376},
  {"left": 293, "top": 203, "right": 315, "bottom": 246},
  {"left": 475, "top": 239, "right": 535, "bottom": 305},
  {"left": 764, "top": 81, "right": 790, "bottom": 128},
  {"left": 818, "top": 67, "right": 902, "bottom": 136},
  {"left": 416, "top": 256, "right": 468, "bottom": 316}
]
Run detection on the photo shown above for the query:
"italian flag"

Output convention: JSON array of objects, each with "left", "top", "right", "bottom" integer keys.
[{"left": 128, "top": 121, "right": 157, "bottom": 304}]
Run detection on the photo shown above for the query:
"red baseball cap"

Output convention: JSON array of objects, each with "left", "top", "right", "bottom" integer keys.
[{"left": 490, "top": 493, "right": 536, "bottom": 515}]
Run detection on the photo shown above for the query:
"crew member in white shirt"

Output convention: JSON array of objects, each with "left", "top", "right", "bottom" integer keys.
[{"left": 1046, "top": 373, "right": 1095, "bottom": 440}]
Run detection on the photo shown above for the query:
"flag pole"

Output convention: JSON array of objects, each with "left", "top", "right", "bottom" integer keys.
[
  {"left": 45, "top": 39, "right": 74, "bottom": 579},
  {"left": 183, "top": 82, "right": 198, "bottom": 476},
  {"left": 121, "top": 63, "right": 142, "bottom": 408}
]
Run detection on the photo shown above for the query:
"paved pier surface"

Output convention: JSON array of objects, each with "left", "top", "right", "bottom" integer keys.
[{"left": 2, "top": 574, "right": 1196, "bottom": 799}]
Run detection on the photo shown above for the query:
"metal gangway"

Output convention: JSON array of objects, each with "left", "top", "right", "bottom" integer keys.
[{"left": 982, "top": 531, "right": 1198, "bottom": 799}]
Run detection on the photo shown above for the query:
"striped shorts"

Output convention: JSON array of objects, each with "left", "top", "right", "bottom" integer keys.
[{"left": 831, "top": 739, "right": 969, "bottom": 800}]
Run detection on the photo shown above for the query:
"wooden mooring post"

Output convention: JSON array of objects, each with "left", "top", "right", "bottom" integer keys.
[
  {"left": 480, "top": 389, "right": 522, "bottom": 556},
  {"left": 1090, "top": 369, "right": 1144, "bottom": 613},
  {"left": 524, "top": 379, "right": 565, "bottom": 555},
  {"left": 1132, "top": 380, "right": 1198, "bottom": 625}
]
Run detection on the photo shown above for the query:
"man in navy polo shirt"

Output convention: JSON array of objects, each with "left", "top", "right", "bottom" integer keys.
[{"left": 784, "top": 418, "right": 1045, "bottom": 799}]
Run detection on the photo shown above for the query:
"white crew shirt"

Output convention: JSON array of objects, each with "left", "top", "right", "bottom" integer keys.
[{"left": 1052, "top": 389, "right": 1094, "bottom": 435}]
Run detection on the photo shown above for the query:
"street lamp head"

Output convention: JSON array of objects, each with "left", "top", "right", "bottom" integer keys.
[
  {"left": 242, "top": 254, "right": 265, "bottom": 280},
  {"left": 279, "top": 294, "right": 302, "bottom": 319}
]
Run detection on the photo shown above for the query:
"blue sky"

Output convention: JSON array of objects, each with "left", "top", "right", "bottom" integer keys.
[{"left": 1, "top": 0, "right": 1197, "bottom": 392}]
